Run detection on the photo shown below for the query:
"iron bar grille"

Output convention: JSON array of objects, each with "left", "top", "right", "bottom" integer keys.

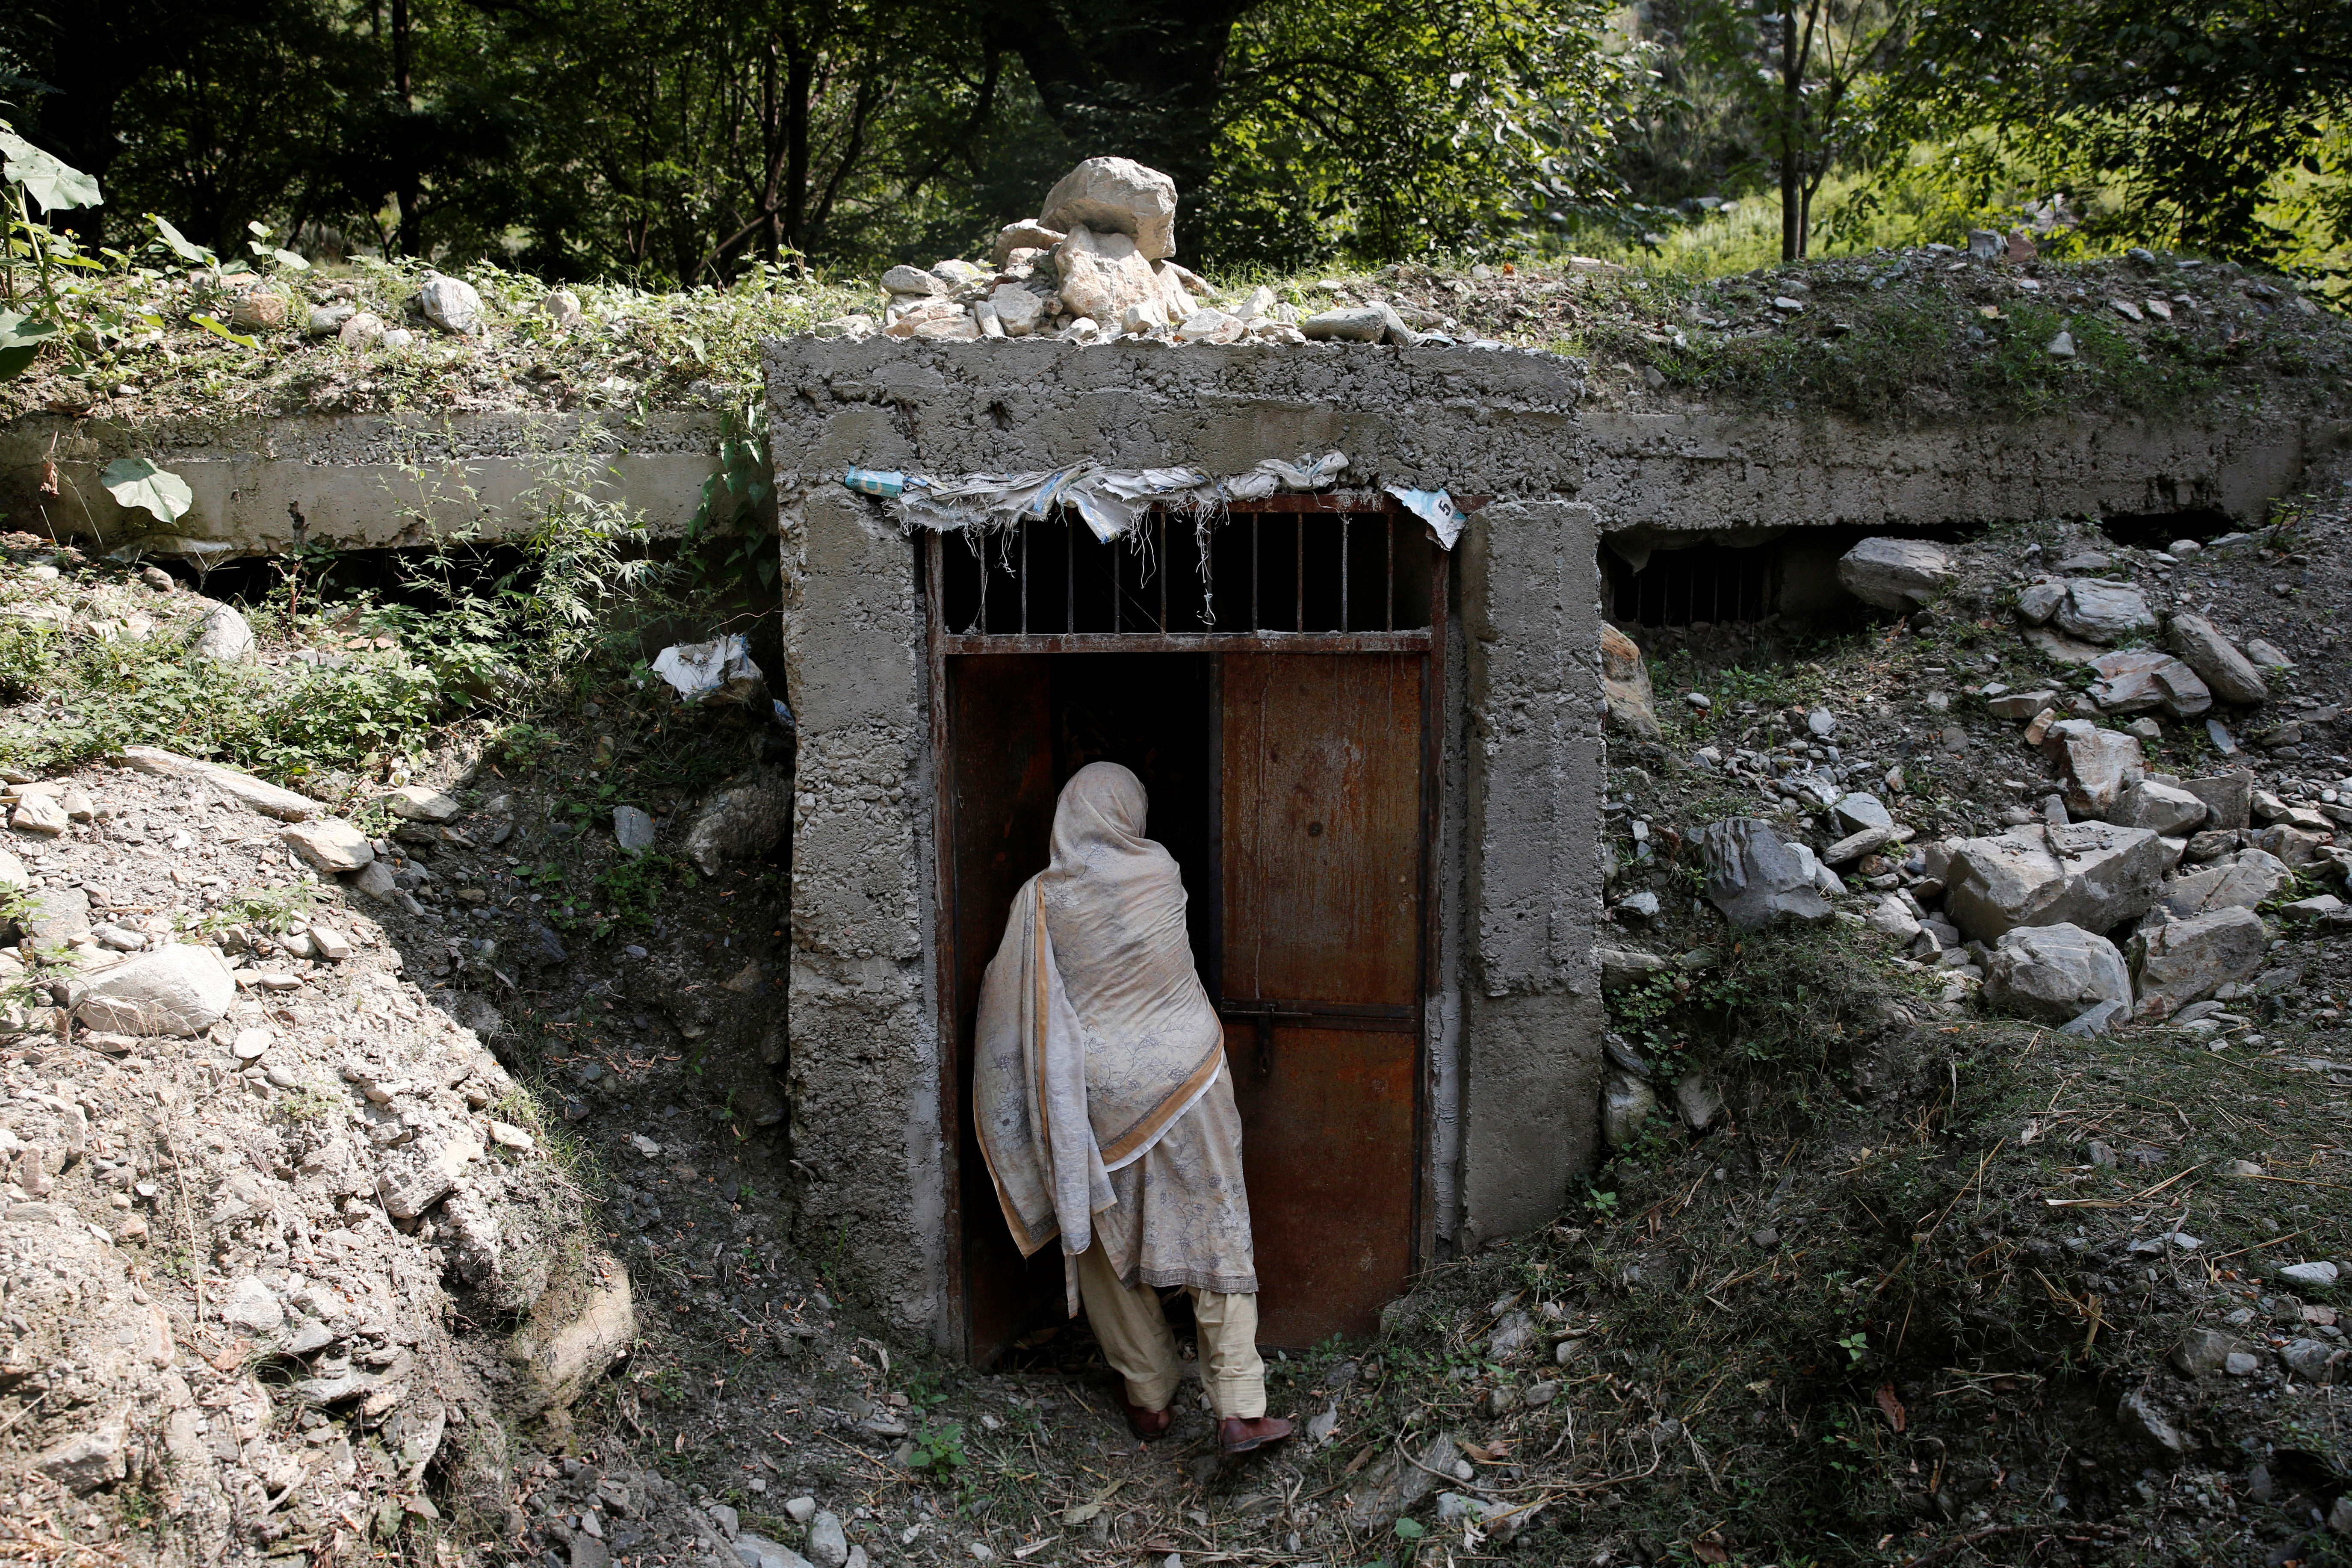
[
  {"left": 1605, "top": 541, "right": 1780, "bottom": 628},
  {"left": 934, "top": 507, "right": 1437, "bottom": 643}
]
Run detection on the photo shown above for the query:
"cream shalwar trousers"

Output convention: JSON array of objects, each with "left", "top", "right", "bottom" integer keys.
[{"left": 1076, "top": 1243, "right": 1266, "bottom": 1420}]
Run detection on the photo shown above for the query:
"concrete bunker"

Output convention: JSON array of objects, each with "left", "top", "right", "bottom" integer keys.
[
  {"left": 764, "top": 334, "right": 2347, "bottom": 1356},
  {"left": 769, "top": 338, "right": 1604, "bottom": 1354}
]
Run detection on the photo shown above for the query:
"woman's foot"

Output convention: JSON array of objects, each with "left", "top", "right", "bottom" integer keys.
[
  {"left": 1118, "top": 1391, "right": 1173, "bottom": 1442},
  {"left": 1217, "top": 1415, "right": 1293, "bottom": 1454}
]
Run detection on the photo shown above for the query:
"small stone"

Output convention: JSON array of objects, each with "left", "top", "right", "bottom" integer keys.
[
  {"left": 384, "top": 785, "right": 462, "bottom": 822},
  {"left": 419, "top": 274, "right": 485, "bottom": 335},
  {"left": 307, "top": 923, "right": 355, "bottom": 960},
  {"left": 2280, "top": 1261, "right": 2341, "bottom": 1288},
  {"left": 2225, "top": 1351, "right": 2260, "bottom": 1376},
  {"left": 222, "top": 1275, "right": 285, "bottom": 1335},
  {"left": 281, "top": 817, "right": 373, "bottom": 873},
  {"left": 1300, "top": 307, "right": 1388, "bottom": 343},
  {"left": 1983, "top": 924, "right": 2131, "bottom": 1021},
  {"left": 807, "top": 1512, "right": 849, "bottom": 1568},
  {"left": 543, "top": 290, "right": 584, "bottom": 328},
  {"left": 2170, "top": 1328, "right": 2234, "bottom": 1377},
  {"left": 232, "top": 1026, "right": 273, "bottom": 1060},
  {"left": 2046, "top": 331, "right": 2076, "bottom": 358},
  {"left": 613, "top": 806, "right": 656, "bottom": 854},
  {"left": 783, "top": 1497, "right": 817, "bottom": 1524},
  {"left": 2055, "top": 580, "right": 2156, "bottom": 644},
  {"left": 2114, "top": 1389, "right": 2185, "bottom": 1454},
  {"left": 2280, "top": 1339, "right": 2344, "bottom": 1384},
  {"left": 9, "top": 792, "right": 66, "bottom": 835},
  {"left": 228, "top": 292, "right": 289, "bottom": 331},
  {"left": 339, "top": 311, "right": 386, "bottom": 348}
]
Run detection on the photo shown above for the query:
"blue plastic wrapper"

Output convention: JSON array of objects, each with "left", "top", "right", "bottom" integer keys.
[{"left": 842, "top": 467, "right": 907, "bottom": 498}]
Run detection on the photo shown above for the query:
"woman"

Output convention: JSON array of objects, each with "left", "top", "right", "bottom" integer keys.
[{"left": 973, "top": 762, "right": 1292, "bottom": 1454}]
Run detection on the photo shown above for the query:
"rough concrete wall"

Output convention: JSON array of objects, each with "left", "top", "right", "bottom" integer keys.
[
  {"left": 1577, "top": 411, "right": 2352, "bottom": 532},
  {"left": 778, "top": 483, "right": 943, "bottom": 1336},
  {"left": 1456, "top": 500, "right": 1606, "bottom": 1246},
  {"left": 764, "top": 338, "right": 1586, "bottom": 489},
  {"left": 0, "top": 410, "right": 739, "bottom": 551}
]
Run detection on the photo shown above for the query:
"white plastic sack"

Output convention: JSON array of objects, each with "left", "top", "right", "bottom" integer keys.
[{"left": 651, "top": 635, "right": 764, "bottom": 705}]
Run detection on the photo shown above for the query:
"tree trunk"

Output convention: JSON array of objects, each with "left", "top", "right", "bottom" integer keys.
[
  {"left": 391, "top": 0, "right": 418, "bottom": 256},
  {"left": 1778, "top": 10, "right": 1803, "bottom": 263}
]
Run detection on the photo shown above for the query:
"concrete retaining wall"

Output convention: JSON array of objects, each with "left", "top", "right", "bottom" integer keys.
[{"left": 0, "top": 411, "right": 737, "bottom": 551}]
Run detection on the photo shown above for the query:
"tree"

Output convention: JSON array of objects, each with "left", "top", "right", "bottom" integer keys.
[
  {"left": 1687, "top": 0, "right": 1910, "bottom": 261},
  {"left": 1887, "top": 0, "right": 2352, "bottom": 268}
]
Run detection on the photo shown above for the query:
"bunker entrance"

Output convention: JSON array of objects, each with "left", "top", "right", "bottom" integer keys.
[{"left": 930, "top": 505, "right": 1445, "bottom": 1363}]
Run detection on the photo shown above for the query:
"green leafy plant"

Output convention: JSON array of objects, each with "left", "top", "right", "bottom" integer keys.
[
  {"left": 588, "top": 851, "right": 679, "bottom": 939},
  {"left": 101, "top": 458, "right": 195, "bottom": 529},
  {"left": 904, "top": 1418, "right": 966, "bottom": 1479},
  {"left": 198, "top": 883, "right": 325, "bottom": 937},
  {"left": 0, "top": 120, "right": 102, "bottom": 378}
]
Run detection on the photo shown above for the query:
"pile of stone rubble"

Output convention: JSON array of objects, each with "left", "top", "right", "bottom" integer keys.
[
  {"left": 831, "top": 157, "right": 1489, "bottom": 349},
  {"left": 1596, "top": 529, "right": 2352, "bottom": 1140},
  {"left": 0, "top": 745, "right": 637, "bottom": 1558}
]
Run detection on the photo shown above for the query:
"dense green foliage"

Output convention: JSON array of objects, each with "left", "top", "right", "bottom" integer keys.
[{"left": 1, "top": 0, "right": 2345, "bottom": 286}]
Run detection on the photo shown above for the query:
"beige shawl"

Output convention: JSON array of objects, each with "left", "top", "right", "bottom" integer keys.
[{"left": 974, "top": 762, "right": 1227, "bottom": 1311}]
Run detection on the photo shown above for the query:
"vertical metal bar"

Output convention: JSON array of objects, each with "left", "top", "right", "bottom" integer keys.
[
  {"left": 1019, "top": 517, "right": 1028, "bottom": 634},
  {"left": 1158, "top": 514, "right": 1168, "bottom": 632},
  {"left": 1252, "top": 517, "right": 1260, "bottom": 633},
  {"left": 1066, "top": 517, "right": 1075, "bottom": 633},
  {"left": 1112, "top": 534, "right": 1121, "bottom": 633}
]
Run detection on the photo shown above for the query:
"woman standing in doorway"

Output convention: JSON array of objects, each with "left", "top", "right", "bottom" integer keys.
[{"left": 972, "top": 762, "right": 1292, "bottom": 1455}]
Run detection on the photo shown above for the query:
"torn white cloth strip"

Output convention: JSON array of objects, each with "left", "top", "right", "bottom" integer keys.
[{"left": 832, "top": 450, "right": 1481, "bottom": 547}]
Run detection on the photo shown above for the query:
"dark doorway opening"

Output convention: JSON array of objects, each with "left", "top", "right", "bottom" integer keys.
[
  {"left": 1606, "top": 540, "right": 1780, "bottom": 627},
  {"left": 943, "top": 653, "right": 1217, "bottom": 1361},
  {"left": 2098, "top": 509, "right": 2237, "bottom": 549}
]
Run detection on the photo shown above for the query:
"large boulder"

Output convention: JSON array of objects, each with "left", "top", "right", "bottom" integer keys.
[
  {"left": 1837, "top": 537, "right": 1954, "bottom": 612},
  {"left": 69, "top": 944, "right": 235, "bottom": 1036},
  {"left": 506, "top": 1249, "right": 636, "bottom": 1414},
  {"left": 2181, "top": 771, "right": 2253, "bottom": 830},
  {"left": 2041, "top": 720, "right": 2145, "bottom": 815},
  {"left": 1039, "top": 157, "right": 1179, "bottom": 260},
  {"left": 2053, "top": 579, "right": 2156, "bottom": 644},
  {"left": 2167, "top": 612, "right": 2268, "bottom": 706},
  {"left": 1698, "top": 818, "right": 1833, "bottom": 930},
  {"left": 1599, "top": 625, "right": 1660, "bottom": 739},
  {"left": 683, "top": 772, "right": 794, "bottom": 877},
  {"left": 2157, "top": 848, "right": 2289, "bottom": 917},
  {"left": 2130, "top": 906, "right": 2268, "bottom": 1019},
  {"left": 190, "top": 602, "right": 256, "bottom": 662},
  {"left": 2086, "top": 650, "right": 2212, "bottom": 719},
  {"left": 1942, "top": 822, "right": 2171, "bottom": 942},
  {"left": 1981, "top": 924, "right": 2132, "bottom": 1021},
  {"left": 2108, "top": 778, "right": 2209, "bottom": 835},
  {"left": 1052, "top": 225, "right": 1186, "bottom": 331},
  {"left": 121, "top": 746, "right": 319, "bottom": 820}
]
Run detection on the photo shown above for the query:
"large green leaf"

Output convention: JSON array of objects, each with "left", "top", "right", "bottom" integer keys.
[
  {"left": 0, "top": 312, "right": 59, "bottom": 381},
  {"left": 148, "top": 213, "right": 213, "bottom": 265},
  {"left": 0, "top": 129, "right": 100, "bottom": 211},
  {"left": 101, "top": 458, "right": 195, "bottom": 525}
]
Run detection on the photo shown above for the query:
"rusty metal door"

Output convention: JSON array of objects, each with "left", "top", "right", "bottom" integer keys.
[{"left": 1216, "top": 652, "right": 1427, "bottom": 1345}]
